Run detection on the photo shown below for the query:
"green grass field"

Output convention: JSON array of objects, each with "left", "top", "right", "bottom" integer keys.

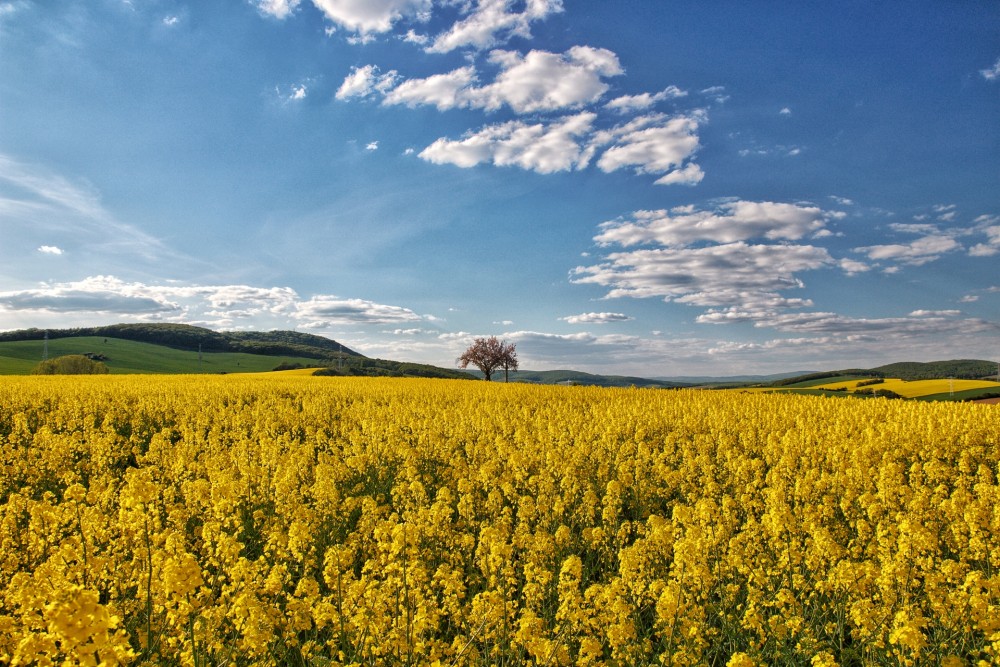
[{"left": 0, "top": 337, "right": 324, "bottom": 375}]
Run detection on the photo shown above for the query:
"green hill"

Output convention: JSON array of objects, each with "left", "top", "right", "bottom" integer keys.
[
  {"left": 0, "top": 325, "right": 474, "bottom": 379},
  {"left": 771, "top": 360, "right": 999, "bottom": 388},
  {"left": 868, "top": 359, "right": 999, "bottom": 381},
  {"left": 0, "top": 336, "right": 327, "bottom": 374},
  {"left": 0, "top": 324, "right": 362, "bottom": 360}
]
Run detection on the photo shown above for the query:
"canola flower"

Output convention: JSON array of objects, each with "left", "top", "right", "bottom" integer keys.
[{"left": 0, "top": 375, "right": 998, "bottom": 666}]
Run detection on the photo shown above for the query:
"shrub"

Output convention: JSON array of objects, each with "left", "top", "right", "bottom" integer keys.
[{"left": 32, "top": 355, "right": 110, "bottom": 375}]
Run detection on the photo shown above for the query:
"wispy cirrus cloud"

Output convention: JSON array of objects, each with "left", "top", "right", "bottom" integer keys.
[{"left": 0, "top": 153, "right": 173, "bottom": 263}]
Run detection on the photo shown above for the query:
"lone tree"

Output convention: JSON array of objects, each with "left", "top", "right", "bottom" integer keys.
[{"left": 458, "top": 336, "right": 518, "bottom": 382}]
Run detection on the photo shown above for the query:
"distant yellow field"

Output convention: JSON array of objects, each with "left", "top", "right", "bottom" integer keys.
[{"left": 811, "top": 378, "right": 1000, "bottom": 398}]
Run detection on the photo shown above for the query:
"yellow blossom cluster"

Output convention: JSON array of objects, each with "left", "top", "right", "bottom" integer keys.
[{"left": 1, "top": 375, "right": 998, "bottom": 666}]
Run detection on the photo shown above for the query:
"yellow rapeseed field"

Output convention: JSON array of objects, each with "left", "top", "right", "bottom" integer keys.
[
  {"left": 1, "top": 375, "right": 998, "bottom": 666},
  {"left": 808, "top": 379, "right": 1000, "bottom": 399}
]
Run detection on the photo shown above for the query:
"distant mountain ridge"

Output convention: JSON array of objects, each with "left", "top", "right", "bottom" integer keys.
[{"left": 0, "top": 324, "right": 362, "bottom": 360}]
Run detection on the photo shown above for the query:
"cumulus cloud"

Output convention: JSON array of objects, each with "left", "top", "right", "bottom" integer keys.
[
  {"left": 383, "top": 66, "right": 477, "bottom": 109},
  {"left": 294, "top": 296, "right": 423, "bottom": 324},
  {"left": 427, "top": 0, "right": 564, "bottom": 53},
  {"left": 593, "top": 200, "right": 839, "bottom": 248},
  {"left": 570, "top": 200, "right": 878, "bottom": 330},
  {"left": 309, "top": 0, "right": 432, "bottom": 34},
  {"left": 593, "top": 113, "right": 703, "bottom": 184},
  {"left": 0, "top": 275, "right": 432, "bottom": 331},
  {"left": 335, "top": 65, "right": 399, "bottom": 99},
  {"left": 573, "top": 242, "right": 834, "bottom": 306},
  {"left": 251, "top": 0, "right": 301, "bottom": 19},
  {"left": 37, "top": 245, "right": 64, "bottom": 255},
  {"left": 560, "top": 312, "right": 632, "bottom": 324},
  {"left": 419, "top": 112, "right": 596, "bottom": 173},
  {"left": 0, "top": 276, "right": 183, "bottom": 315},
  {"left": 604, "top": 86, "right": 687, "bottom": 113},
  {"left": 854, "top": 234, "right": 961, "bottom": 266},
  {"left": 968, "top": 220, "right": 1000, "bottom": 257},
  {"left": 382, "top": 46, "right": 622, "bottom": 113}
]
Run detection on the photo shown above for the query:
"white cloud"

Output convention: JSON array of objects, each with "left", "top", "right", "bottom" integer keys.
[
  {"left": 889, "top": 222, "right": 939, "bottom": 234},
  {"left": 427, "top": 0, "right": 564, "bottom": 53},
  {"left": 981, "top": 57, "right": 1000, "bottom": 81},
  {"left": 572, "top": 242, "right": 833, "bottom": 306},
  {"left": 295, "top": 296, "right": 423, "bottom": 324},
  {"left": 750, "top": 311, "right": 996, "bottom": 337},
  {"left": 700, "top": 85, "right": 729, "bottom": 103},
  {"left": 560, "top": 312, "right": 632, "bottom": 324},
  {"left": 909, "top": 309, "right": 960, "bottom": 317},
  {"left": 968, "top": 222, "right": 1000, "bottom": 257},
  {"left": 250, "top": 0, "right": 301, "bottom": 19},
  {"left": 419, "top": 112, "right": 596, "bottom": 173},
  {"left": 291, "top": 85, "right": 307, "bottom": 100},
  {"left": 855, "top": 234, "right": 961, "bottom": 266},
  {"left": 838, "top": 258, "right": 870, "bottom": 275},
  {"left": 0, "top": 276, "right": 433, "bottom": 331},
  {"left": 593, "top": 113, "right": 702, "bottom": 184},
  {"left": 163, "top": 15, "right": 180, "bottom": 26},
  {"left": 593, "top": 200, "right": 837, "bottom": 248},
  {"left": 604, "top": 86, "right": 687, "bottom": 113},
  {"left": 654, "top": 162, "right": 704, "bottom": 186},
  {"left": 310, "top": 0, "right": 432, "bottom": 34},
  {"left": 0, "top": 276, "right": 184, "bottom": 315},
  {"left": 960, "top": 294, "right": 979, "bottom": 303},
  {"left": 779, "top": 107, "right": 791, "bottom": 115},
  {"left": 472, "top": 46, "right": 622, "bottom": 113},
  {"left": 970, "top": 243, "right": 999, "bottom": 257},
  {"left": 383, "top": 66, "right": 477, "bottom": 110},
  {"left": 363, "top": 45, "right": 622, "bottom": 114},
  {"left": 335, "top": 65, "right": 399, "bottom": 99},
  {"left": 37, "top": 245, "right": 64, "bottom": 255},
  {"left": 365, "top": 141, "right": 379, "bottom": 151}
]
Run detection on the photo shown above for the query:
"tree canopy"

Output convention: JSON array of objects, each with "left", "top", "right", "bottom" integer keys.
[
  {"left": 32, "top": 355, "right": 110, "bottom": 375},
  {"left": 458, "top": 336, "right": 518, "bottom": 382}
]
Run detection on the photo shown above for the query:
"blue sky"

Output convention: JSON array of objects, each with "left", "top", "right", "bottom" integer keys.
[{"left": 1, "top": 0, "right": 998, "bottom": 376}]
